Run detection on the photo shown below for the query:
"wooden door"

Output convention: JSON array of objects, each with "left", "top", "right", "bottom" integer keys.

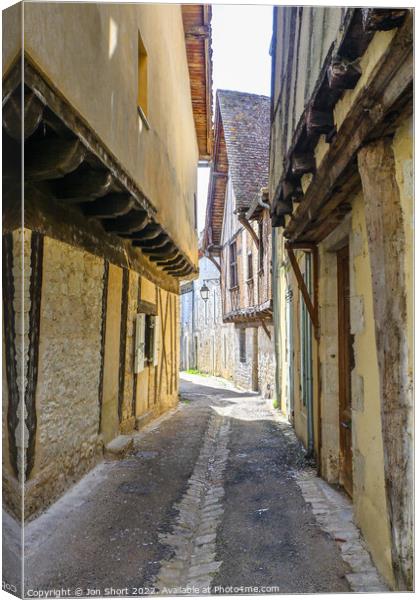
[{"left": 337, "top": 245, "right": 353, "bottom": 497}]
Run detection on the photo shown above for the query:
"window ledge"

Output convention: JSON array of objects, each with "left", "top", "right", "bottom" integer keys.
[
  {"left": 137, "top": 106, "right": 150, "bottom": 131},
  {"left": 229, "top": 285, "right": 239, "bottom": 292}
]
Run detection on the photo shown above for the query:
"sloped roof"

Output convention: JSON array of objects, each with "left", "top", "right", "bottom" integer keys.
[
  {"left": 203, "top": 90, "right": 270, "bottom": 250},
  {"left": 181, "top": 5, "right": 213, "bottom": 160},
  {"left": 218, "top": 90, "right": 270, "bottom": 211}
]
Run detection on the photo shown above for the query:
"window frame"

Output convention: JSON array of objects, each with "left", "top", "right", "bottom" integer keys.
[
  {"left": 229, "top": 240, "right": 238, "bottom": 288},
  {"left": 239, "top": 328, "right": 247, "bottom": 363}
]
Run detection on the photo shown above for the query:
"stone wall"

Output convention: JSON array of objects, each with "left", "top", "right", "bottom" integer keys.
[
  {"left": 2, "top": 231, "right": 182, "bottom": 520},
  {"left": 180, "top": 257, "right": 236, "bottom": 382},
  {"left": 258, "top": 324, "right": 275, "bottom": 399},
  {"left": 27, "top": 236, "right": 104, "bottom": 518}
]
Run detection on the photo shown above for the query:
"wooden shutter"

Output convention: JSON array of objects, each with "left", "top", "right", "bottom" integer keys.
[
  {"left": 152, "top": 315, "right": 160, "bottom": 367},
  {"left": 134, "top": 313, "right": 146, "bottom": 373}
]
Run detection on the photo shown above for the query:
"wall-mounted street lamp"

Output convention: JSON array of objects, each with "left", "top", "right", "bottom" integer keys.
[{"left": 199, "top": 278, "right": 220, "bottom": 302}]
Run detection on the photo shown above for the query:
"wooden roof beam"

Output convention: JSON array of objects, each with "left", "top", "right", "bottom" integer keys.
[
  {"left": 55, "top": 168, "right": 115, "bottom": 202},
  {"left": 25, "top": 138, "right": 86, "bottom": 181},
  {"left": 3, "top": 86, "right": 44, "bottom": 141},
  {"left": 81, "top": 193, "right": 134, "bottom": 218},
  {"left": 362, "top": 8, "right": 408, "bottom": 31},
  {"left": 102, "top": 209, "right": 149, "bottom": 234}
]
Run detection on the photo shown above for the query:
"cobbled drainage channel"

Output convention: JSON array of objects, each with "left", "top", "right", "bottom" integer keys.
[{"left": 155, "top": 412, "right": 230, "bottom": 594}]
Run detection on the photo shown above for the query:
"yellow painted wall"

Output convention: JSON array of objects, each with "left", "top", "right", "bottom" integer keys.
[
  {"left": 350, "top": 192, "right": 394, "bottom": 587},
  {"left": 23, "top": 2, "right": 199, "bottom": 266}
]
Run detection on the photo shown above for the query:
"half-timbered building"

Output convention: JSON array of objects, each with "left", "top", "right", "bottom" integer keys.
[
  {"left": 2, "top": 2, "right": 212, "bottom": 520},
  {"left": 269, "top": 7, "right": 413, "bottom": 590},
  {"left": 203, "top": 90, "right": 274, "bottom": 396}
]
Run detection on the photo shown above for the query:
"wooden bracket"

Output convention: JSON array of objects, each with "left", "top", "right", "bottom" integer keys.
[
  {"left": 285, "top": 243, "right": 319, "bottom": 334},
  {"left": 206, "top": 253, "right": 221, "bottom": 273},
  {"left": 261, "top": 320, "right": 271, "bottom": 340},
  {"left": 238, "top": 214, "right": 260, "bottom": 249}
]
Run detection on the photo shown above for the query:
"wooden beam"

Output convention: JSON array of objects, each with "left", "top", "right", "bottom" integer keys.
[
  {"left": 122, "top": 223, "right": 162, "bottom": 240},
  {"left": 306, "top": 105, "right": 335, "bottom": 137},
  {"left": 362, "top": 8, "right": 408, "bottom": 31},
  {"left": 149, "top": 248, "right": 179, "bottom": 262},
  {"left": 327, "top": 56, "right": 361, "bottom": 90},
  {"left": 102, "top": 209, "right": 149, "bottom": 234},
  {"left": 286, "top": 12, "right": 413, "bottom": 242},
  {"left": 291, "top": 153, "right": 316, "bottom": 176},
  {"left": 158, "top": 255, "right": 185, "bottom": 268},
  {"left": 238, "top": 214, "right": 259, "bottom": 249},
  {"left": 162, "top": 259, "right": 187, "bottom": 273},
  {"left": 81, "top": 193, "right": 134, "bottom": 218},
  {"left": 141, "top": 241, "right": 176, "bottom": 256},
  {"left": 56, "top": 169, "right": 115, "bottom": 202},
  {"left": 261, "top": 320, "right": 271, "bottom": 340},
  {"left": 286, "top": 245, "right": 318, "bottom": 330},
  {"left": 3, "top": 87, "right": 44, "bottom": 141},
  {"left": 167, "top": 264, "right": 193, "bottom": 277},
  {"left": 206, "top": 253, "right": 221, "bottom": 273},
  {"left": 358, "top": 137, "right": 412, "bottom": 590},
  {"left": 132, "top": 233, "right": 170, "bottom": 249},
  {"left": 25, "top": 138, "right": 86, "bottom": 181},
  {"left": 282, "top": 179, "right": 303, "bottom": 203}
]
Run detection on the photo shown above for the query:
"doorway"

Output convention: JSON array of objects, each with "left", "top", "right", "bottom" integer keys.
[{"left": 337, "top": 244, "right": 353, "bottom": 497}]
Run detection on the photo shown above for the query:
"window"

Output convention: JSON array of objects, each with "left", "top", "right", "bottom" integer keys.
[
  {"left": 229, "top": 241, "right": 238, "bottom": 288},
  {"left": 137, "top": 32, "right": 148, "bottom": 122},
  {"left": 135, "top": 313, "right": 159, "bottom": 373},
  {"left": 247, "top": 251, "right": 253, "bottom": 280},
  {"left": 258, "top": 221, "right": 264, "bottom": 271},
  {"left": 144, "top": 315, "right": 154, "bottom": 363},
  {"left": 239, "top": 328, "right": 246, "bottom": 363}
]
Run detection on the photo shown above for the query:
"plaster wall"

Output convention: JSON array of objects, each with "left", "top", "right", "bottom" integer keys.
[{"left": 23, "top": 2, "right": 199, "bottom": 265}]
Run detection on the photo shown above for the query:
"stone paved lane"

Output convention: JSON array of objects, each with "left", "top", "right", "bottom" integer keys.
[{"left": 23, "top": 373, "right": 386, "bottom": 596}]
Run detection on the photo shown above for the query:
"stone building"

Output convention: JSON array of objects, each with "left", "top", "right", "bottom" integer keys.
[
  {"left": 2, "top": 2, "right": 212, "bottom": 522},
  {"left": 269, "top": 7, "right": 413, "bottom": 590},
  {"left": 180, "top": 254, "right": 235, "bottom": 380},
  {"left": 202, "top": 90, "right": 275, "bottom": 396}
]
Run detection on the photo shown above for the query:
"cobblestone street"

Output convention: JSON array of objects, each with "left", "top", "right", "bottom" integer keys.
[{"left": 20, "top": 374, "right": 387, "bottom": 595}]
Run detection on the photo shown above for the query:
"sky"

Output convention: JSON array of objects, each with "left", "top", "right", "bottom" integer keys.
[{"left": 197, "top": 4, "right": 273, "bottom": 233}]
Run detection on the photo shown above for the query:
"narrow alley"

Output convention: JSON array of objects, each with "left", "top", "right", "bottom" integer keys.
[
  {"left": 18, "top": 374, "right": 386, "bottom": 595},
  {"left": 2, "top": 3, "right": 413, "bottom": 595}
]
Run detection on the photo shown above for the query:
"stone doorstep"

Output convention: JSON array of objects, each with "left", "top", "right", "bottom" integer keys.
[{"left": 104, "top": 435, "right": 134, "bottom": 460}]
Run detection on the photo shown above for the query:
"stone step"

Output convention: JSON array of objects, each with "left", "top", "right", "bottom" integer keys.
[{"left": 104, "top": 435, "right": 134, "bottom": 460}]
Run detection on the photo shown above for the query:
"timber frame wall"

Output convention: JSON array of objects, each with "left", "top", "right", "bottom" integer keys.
[{"left": 269, "top": 8, "right": 413, "bottom": 590}]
